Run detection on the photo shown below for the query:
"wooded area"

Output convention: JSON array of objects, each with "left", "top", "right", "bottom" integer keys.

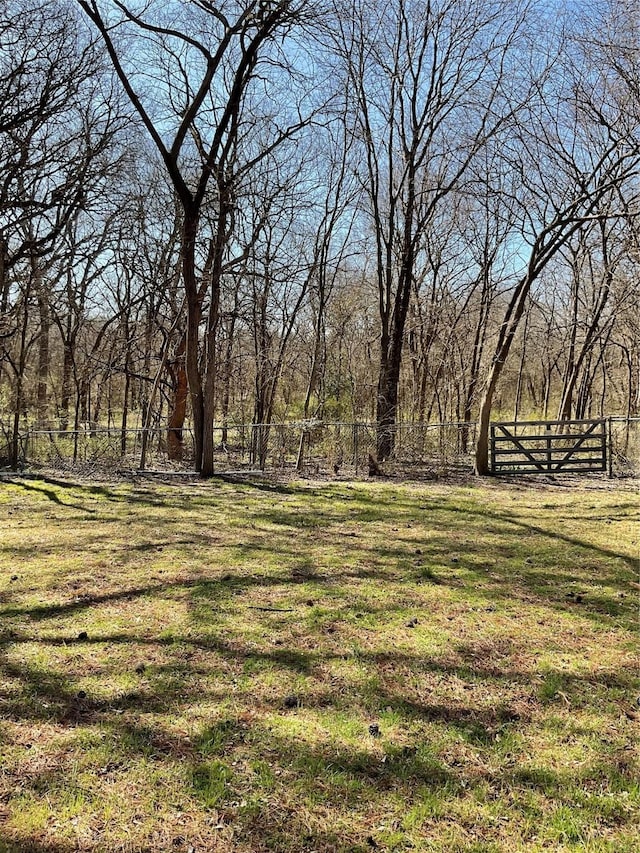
[{"left": 1, "top": 0, "right": 639, "bottom": 476}]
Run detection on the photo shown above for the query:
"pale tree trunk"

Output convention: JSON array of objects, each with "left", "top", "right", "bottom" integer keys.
[
  {"left": 476, "top": 265, "right": 550, "bottom": 474},
  {"left": 60, "top": 337, "right": 74, "bottom": 431},
  {"left": 475, "top": 218, "right": 614, "bottom": 474},
  {"left": 36, "top": 287, "right": 50, "bottom": 428},
  {"left": 513, "top": 307, "right": 531, "bottom": 421},
  {"left": 558, "top": 223, "right": 614, "bottom": 422},
  {"left": 462, "top": 307, "right": 488, "bottom": 453},
  {"left": 220, "top": 291, "right": 238, "bottom": 447}
]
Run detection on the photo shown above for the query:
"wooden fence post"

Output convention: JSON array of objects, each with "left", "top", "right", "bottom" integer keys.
[{"left": 490, "top": 424, "right": 496, "bottom": 474}]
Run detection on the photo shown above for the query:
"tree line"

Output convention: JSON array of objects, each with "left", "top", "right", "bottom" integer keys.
[{"left": 1, "top": 0, "right": 638, "bottom": 475}]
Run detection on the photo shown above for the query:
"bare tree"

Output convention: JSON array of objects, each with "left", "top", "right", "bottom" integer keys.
[
  {"left": 473, "top": 26, "right": 640, "bottom": 473},
  {"left": 0, "top": 0, "right": 125, "bottom": 466},
  {"left": 331, "top": 0, "right": 531, "bottom": 459},
  {"left": 77, "top": 0, "right": 318, "bottom": 476}
]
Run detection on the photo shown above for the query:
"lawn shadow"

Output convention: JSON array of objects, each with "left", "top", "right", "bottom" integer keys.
[
  {"left": 0, "top": 840, "right": 78, "bottom": 853},
  {"left": 3, "top": 620, "right": 637, "bottom": 727},
  {"left": 4, "top": 479, "right": 97, "bottom": 514},
  {"left": 1, "top": 475, "right": 638, "bottom": 853},
  {"left": 456, "top": 503, "right": 638, "bottom": 569}
]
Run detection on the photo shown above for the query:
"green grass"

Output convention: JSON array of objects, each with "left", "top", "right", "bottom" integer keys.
[{"left": 0, "top": 473, "right": 638, "bottom": 852}]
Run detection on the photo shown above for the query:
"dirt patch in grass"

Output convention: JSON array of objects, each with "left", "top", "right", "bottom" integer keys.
[{"left": 0, "top": 474, "right": 638, "bottom": 852}]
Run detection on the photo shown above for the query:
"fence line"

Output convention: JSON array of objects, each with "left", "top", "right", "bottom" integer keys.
[
  {"left": 16, "top": 420, "right": 475, "bottom": 473},
  {"left": 6, "top": 416, "right": 637, "bottom": 476}
]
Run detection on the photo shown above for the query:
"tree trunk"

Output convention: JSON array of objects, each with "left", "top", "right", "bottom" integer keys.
[
  {"left": 558, "top": 246, "right": 613, "bottom": 422},
  {"left": 0, "top": 229, "right": 8, "bottom": 315},
  {"left": 513, "top": 309, "right": 530, "bottom": 421},
  {"left": 302, "top": 311, "right": 323, "bottom": 421},
  {"left": 167, "top": 334, "right": 188, "bottom": 461},
  {"left": 220, "top": 301, "right": 237, "bottom": 447},
  {"left": 121, "top": 359, "right": 130, "bottom": 457},
  {"left": 36, "top": 287, "right": 50, "bottom": 428},
  {"left": 376, "top": 268, "right": 412, "bottom": 461},
  {"left": 199, "top": 195, "right": 227, "bottom": 478},
  {"left": 462, "top": 276, "right": 493, "bottom": 452},
  {"left": 475, "top": 370, "right": 500, "bottom": 476},
  {"left": 10, "top": 296, "right": 30, "bottom": 469},
  {"left": 59, "top": 341, "right": 73, "bottom": 431},
  {"left": 376, "top": 356, "right": 401, "bottom": 461},
  {"left": 474, "top": 270, "right": 535, "bottom": 474},
  {"left": 182, "top": 212, "right": 204, "bottom": 471},
  {"left": 375, "top": 246, "right": 414, "bottom": 461}
]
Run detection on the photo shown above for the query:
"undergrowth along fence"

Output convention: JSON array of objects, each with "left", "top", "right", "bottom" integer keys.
[
  {"left": 5, "top": 416, "right": 638, "bottom": 476},
  {"left": 16, "top": 420, "right": 476, "bottom": 475}
]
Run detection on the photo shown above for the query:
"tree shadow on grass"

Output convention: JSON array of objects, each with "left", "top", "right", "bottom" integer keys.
[
  {"left": 5, "top": 475, "right": 185, "bottom": 512},
  {"left": 3, "top": 734, "right": 637, "bottom": 853},
  {"left": 1, "top": 621, "right": 638, "bottom": 852},
  {"left": 452, "top": 503, "right": 638, "bottom": 569},
  {"left": 4, "top": 479, "right": 97, "bottom": 513},
  {"left": 7, "top": 476, "right": 635, "bottom": 635},
  {"left": 1, "top": 477, "right": 638, "bottom": 852},
  {"left": 0, "top": 581, "right": 201, "bottom": 621},
  {"left": 0, "top": 841, "right": 78, "bottom": 853},
  {"left": 2, "top": 619, "right": 637, "bottom": 730},
  {"left": 216, "top": 473, "right": 302, "bottom": 496},
  {"left": 0, "top": 556, "right": 407, "bottom": 622}
]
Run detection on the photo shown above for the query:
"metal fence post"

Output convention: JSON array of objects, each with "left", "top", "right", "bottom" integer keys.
[{"left": 353, "top": 423, "right": 359, "bottom": 473}]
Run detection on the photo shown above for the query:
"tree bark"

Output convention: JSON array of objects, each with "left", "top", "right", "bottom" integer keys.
[
  {"left": 36, "top": 288, "right": 50, "bottom": 428},
  {"left": 182, "top": 211, "right": 204, "bottom": 471},
  {"left": 167, "top": 334, "right": 188, "bottom": 461}
]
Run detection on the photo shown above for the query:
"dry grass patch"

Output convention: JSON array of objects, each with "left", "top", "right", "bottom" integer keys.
[{"left": 0, "top": 473, "right": 638, "bottom": 852}]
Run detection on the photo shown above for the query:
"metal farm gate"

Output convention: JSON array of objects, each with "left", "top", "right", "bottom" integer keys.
[{"left": 490, "top": 418, "right": 609, "bottom": 476}]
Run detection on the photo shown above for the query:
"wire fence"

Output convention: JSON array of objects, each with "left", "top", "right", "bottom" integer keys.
[
  {"left": 16, "top": 420, "right": 475, "bottom": 476},
  {"left": 6, "top": 416, "right": 638, "bottom": 477}
]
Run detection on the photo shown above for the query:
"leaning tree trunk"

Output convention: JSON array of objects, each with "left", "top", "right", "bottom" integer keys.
[
  {"left": 475, "top": 273, "right": 535, "bottom": 475},
  {"left": 475, "top": 364, "right": 503, "bottom": 476},
  {"left": 473, "top": 215, "right": 591, "bottom": 474}
]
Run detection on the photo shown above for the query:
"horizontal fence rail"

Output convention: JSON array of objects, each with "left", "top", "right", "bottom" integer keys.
[{"left": 490, "top": 419, "right": 608, "bottom": 475}]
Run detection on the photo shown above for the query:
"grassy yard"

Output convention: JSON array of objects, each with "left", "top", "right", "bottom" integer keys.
[{"left": 0, "top": 473, "right": 638, "bottom": 853}]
